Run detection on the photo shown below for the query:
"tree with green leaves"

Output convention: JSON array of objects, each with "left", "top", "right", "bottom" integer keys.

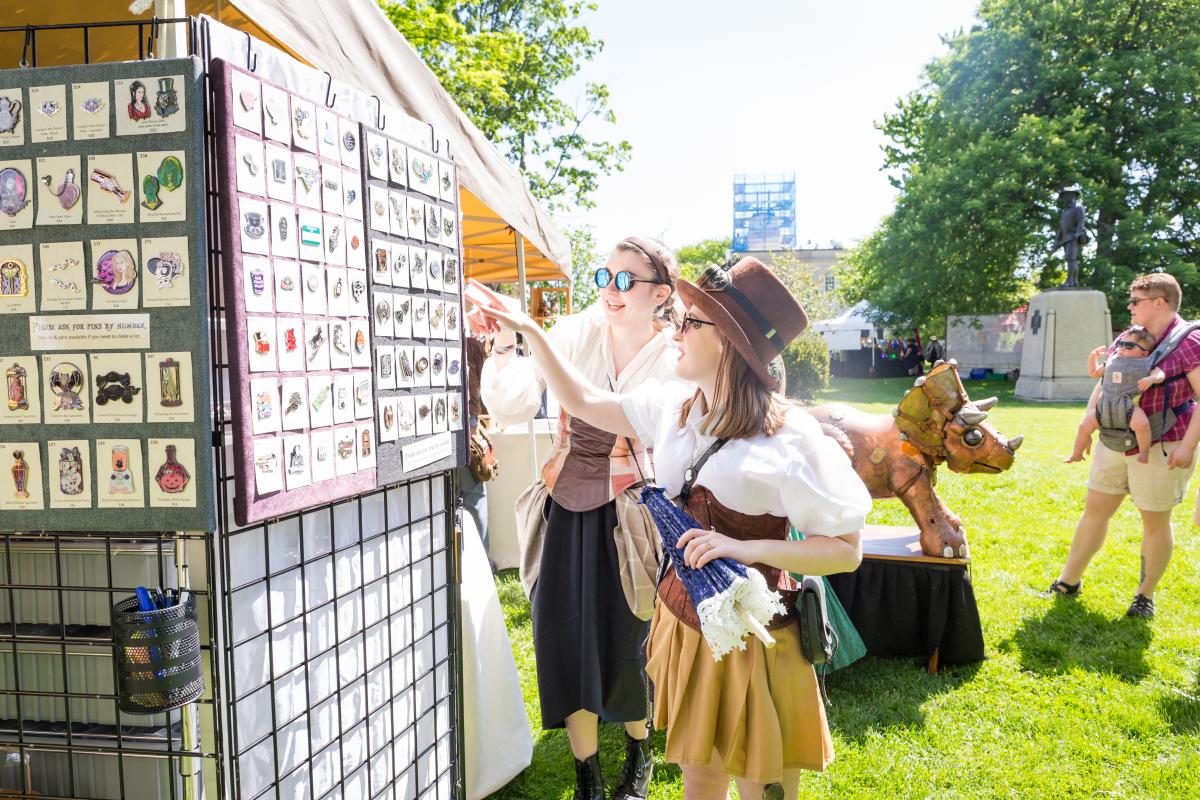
[
  {"left": 379, "top": 0, "right": 631, "bottom": 211},
  {"left": 843, "top": 0, "right": 1200, "bottom": 332},
  {"left": 675, "top": 237, "right": 731, "bottom": 282},
  {"left": 564, "top": 226, "right": 600, "bottom": 310}
]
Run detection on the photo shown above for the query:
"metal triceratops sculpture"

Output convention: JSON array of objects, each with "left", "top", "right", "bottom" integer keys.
[{"left": 810, "top": 361, "right": 1023, "bottom": 558}]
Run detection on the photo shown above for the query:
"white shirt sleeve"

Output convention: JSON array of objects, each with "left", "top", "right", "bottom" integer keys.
[
  {"left": 778, "top": 412, "right": 872, "bottom": 537},
  {"left": 478, "top": 312, "right": 580, "bottom": 429},
  {"left": 479, "top": 356, "right": 544, "bottom": 429},
  {"left": 620, "top": 379, "right": 692, "bottom": 446}
]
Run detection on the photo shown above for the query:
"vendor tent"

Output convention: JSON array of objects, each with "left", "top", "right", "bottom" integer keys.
[
  {"left": 811, "top": 301, "right": 879, "bottom": 351},
  {"left": 0, "top": 0, "right": 570, "bottom": 283}
]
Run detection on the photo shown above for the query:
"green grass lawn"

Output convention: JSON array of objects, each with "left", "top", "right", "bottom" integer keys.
[{"left": 486, "top": 376, "right": 1200, "bottom": 799}]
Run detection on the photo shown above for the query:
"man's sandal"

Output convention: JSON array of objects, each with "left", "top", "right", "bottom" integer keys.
[
  {"left": 1126, "top": 593, "right": 1155, "bottom": 618},
  {"left": 1040, "top": 578, "right": 1082, "bottom": 598}
]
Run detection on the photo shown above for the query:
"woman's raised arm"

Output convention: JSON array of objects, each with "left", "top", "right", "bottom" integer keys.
[{"left": 473, "top": 301, "right": 638, "bottom": 439}]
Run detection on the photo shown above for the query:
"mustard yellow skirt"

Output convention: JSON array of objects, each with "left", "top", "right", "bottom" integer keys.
[{"left": 645, "top": 602, "right": 834, "bottom": 784}]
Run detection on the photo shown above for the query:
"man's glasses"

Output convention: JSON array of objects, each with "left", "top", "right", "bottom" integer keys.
[
  {"left": 594, "top": 267, "right": 665, "bottom": 292},
  {"left": 1128, "top": 295, "right": 1161, "bottom": 307},
  {"left": 677, "top": 315, "right": 717, "bottom": 333}
]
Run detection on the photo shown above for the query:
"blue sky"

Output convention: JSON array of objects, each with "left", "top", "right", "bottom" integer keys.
[{"left": 556, "top": 0, "right": 982, "bottom": 253}]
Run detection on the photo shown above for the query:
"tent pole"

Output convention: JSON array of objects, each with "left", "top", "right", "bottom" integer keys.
[
  {"left": 155, "top": 1, "right": 189, "bottom": 58},
  {"left": 515, "top": 233, "right": 538, "bottom": 481},
  {"left": 515, "top": 233, "right": 529, "bottom": 314}
]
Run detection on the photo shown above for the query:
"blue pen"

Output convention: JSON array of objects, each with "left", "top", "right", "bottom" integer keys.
[{"left": 134, "top": 586, "right": 166, "bottom": 678}]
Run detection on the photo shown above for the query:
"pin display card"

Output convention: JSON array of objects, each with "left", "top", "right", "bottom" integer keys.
[
  {"left": 360, "top": 122, "right": 466, "bottom": 485},
  {"left": 0, "top": 58, "right": 214, "bottom": 532},
  {"left": 212, "top": 59, "right": 376, "bottom": 525}
]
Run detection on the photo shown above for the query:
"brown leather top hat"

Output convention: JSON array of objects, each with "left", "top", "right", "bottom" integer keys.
[{"left": 677, "top": 257, "right": 809, "bottom": 389}]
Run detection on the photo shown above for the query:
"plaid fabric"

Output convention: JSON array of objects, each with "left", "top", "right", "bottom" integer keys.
[{"left": 1108, "top": 316, "right": 1200, "bottom": 448}]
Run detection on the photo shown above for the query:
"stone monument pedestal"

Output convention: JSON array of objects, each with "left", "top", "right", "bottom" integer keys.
[{"left": 1015, "top": 289, "right": 1111, "bottom": 402}]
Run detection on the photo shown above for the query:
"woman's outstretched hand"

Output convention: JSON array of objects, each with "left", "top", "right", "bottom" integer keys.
[
  {"left": 464, "top": 279, "right": 521, "bottom": 335},
  {"left": 469, "top": 295, "right": 538, "bottom": 338}
]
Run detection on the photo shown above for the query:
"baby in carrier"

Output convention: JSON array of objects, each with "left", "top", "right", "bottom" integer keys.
[{"left": 1066, "top": 325, "right": 1164, "bottom": 464}]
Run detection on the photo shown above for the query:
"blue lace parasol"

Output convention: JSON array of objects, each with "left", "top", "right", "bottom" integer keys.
[{"left": 639, "top": 485, "right": 785, "bottom": 660}]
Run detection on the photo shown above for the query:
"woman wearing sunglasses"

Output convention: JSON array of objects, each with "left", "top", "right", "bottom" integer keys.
[
  {"left": 475, "top": 257, "right": 871, "bottom": 800},
  {"left": 477, "top": 236, "right": 680, "bottom": 800}
]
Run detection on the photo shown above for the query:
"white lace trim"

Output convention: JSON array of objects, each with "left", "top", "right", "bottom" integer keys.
[{"left": 694, "top": 568, "right": 786, "bottom": 661}]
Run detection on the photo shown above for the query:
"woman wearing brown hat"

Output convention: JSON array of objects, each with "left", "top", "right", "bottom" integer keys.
[
  {"left": 474, "top": 237, "right": 680, "bottom": 800},
  {"left": 475, "top": 257, "right": 871, "bottom": 800}
]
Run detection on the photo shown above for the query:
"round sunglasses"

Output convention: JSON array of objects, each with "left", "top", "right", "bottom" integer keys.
[{"left": 594, "top": 267, "right": 665, "bottom": 292}]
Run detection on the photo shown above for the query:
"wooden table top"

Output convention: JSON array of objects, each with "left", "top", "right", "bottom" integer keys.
[{"left": 860, "top": 524, "right": 971, "bottom": 566}]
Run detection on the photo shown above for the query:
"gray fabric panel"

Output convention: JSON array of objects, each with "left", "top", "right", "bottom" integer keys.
[
  {"left": 360, "top": 122, "right": 467, "bottom": 486},
  {"left": 0, "top": 57, "right": 216, "bottom": 532}
]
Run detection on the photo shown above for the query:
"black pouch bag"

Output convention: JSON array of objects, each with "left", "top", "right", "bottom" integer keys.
[{"left": 797, "top": 575, "right": 839, "bottom": 704}]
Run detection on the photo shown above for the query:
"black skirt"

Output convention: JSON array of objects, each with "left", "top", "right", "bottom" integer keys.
[{"left": 531, "top": 497, "right": 650, "bottom": 729}]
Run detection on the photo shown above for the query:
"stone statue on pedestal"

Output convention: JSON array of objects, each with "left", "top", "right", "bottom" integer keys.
[{"left": 1051, "top": 186, "right": 1088, "bottom": 288}]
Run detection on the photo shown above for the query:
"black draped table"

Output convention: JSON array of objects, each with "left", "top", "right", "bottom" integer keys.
[{"left": 825, "top": 525, "right": 985, "bottom": 672}]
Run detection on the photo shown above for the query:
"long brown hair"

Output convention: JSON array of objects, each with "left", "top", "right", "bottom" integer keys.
[
  {"left": 613, "top": 237, "right": 680, "bottom": 331},
  {"left": 678, "top": 343, "right": 789, "bottom": 439}
]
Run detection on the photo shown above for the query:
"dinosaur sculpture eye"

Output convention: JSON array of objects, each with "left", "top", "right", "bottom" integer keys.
[{"left": 963, "top": 428, "right": 984, "bottom": 447}]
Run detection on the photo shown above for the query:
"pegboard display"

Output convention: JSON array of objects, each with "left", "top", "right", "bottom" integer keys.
[
  {"left": 210, "top": 58, "right": 377, "bottom": 527},
  {"left": 0, "top": 57, "right": 216, "bottom": 532},
  {"left": 360, "top": 122, "right": 467, "bottom": 486}
]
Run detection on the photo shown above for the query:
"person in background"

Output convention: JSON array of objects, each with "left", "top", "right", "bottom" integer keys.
[
  {"left": 1044, "top": 272, "right": 1200, "bottom": 618},
  {"left": 474, "top": 237, "right": 681, "bottom": 800},
  {"left": 903, "top": 337, "right": 924, "bottom": 376},
  {"left": 460, "top": 332, "right": 495, "bottom": 569},
  {"left": 926, "top": 335, "right": 944, "bottom": 366}
]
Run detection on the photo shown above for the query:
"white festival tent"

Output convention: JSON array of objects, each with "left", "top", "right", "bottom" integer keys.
[{"left": 811, "top": 300, "right": 880, "bottom": 351}]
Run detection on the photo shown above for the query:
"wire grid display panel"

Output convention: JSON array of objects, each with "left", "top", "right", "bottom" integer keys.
[
  {"left": 219, "top": 480, "right": 457, "bottom": 800},
  {"left": 0, "top": 530, "right": 222, "bottom": 800},
  {"left": 199, "top": 23, "right": 461, "bottom": 799}
]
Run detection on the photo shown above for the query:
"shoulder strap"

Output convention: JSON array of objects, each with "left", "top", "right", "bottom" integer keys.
[
  {"left": 1150, "top": 320, "right": 1200, "bottom": 369},
  {"left": 678, "top": 438, "right": 728, "bottom": 508}
]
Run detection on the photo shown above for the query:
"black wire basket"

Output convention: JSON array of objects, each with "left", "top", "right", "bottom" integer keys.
[{"left": 112, "top": 592, "right": 204, "bottom": 714}]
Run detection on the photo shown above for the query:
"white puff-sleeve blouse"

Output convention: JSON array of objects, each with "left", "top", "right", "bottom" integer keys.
[
  {"left": 479, "top": 305, "right": 677, "bottom": 430},
  {"left": 620, "top": 381, "right": 872, "bottom": 537}
]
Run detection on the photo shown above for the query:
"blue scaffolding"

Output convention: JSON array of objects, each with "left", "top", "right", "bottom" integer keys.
[{"left": 732, "top": 173, "right": 796, "bottom": 252}]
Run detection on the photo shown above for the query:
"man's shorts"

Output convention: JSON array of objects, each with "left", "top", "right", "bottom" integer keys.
[{"left": 1088, "top": 440, "right": 1197, "bottom": 512}]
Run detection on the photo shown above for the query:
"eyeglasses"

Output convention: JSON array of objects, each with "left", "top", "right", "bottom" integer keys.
[
  {"left": 1128, "top": 295, "right": 1161, "bottom": 307},
  {"left": 1117, "top": 340, "right": 1150, "bottom": 351},
  {"left": 594, "top": 267, "right": 665, "bottom": 292},
  {"left": 677, "top": 314, "right": 717, "bottom": 333}
]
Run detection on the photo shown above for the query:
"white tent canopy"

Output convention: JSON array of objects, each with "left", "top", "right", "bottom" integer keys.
[
  {"left": 0, "top": 0, "right": 571, "bottom": 282},
  {"left": 811, "top": 301, "right": 880, "bottom": 351}
]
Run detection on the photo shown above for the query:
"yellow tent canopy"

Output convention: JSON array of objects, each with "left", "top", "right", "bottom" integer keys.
[{"left": 0, "top": 0, "right": 570, "bottom": 284}]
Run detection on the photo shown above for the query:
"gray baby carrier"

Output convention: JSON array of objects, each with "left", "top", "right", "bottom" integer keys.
[{"left": 1097, "top": 321, "right": 1200, "bottom": 452}]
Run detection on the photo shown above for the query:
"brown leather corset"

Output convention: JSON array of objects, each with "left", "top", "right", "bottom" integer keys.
[
  {"left": 658, "top": 485, "right": 798, "bottom": 631},
  {"left": 549, "top": 415, "right": 620, "bottom": 511}
]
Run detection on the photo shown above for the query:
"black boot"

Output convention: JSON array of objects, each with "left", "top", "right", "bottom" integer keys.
[
  {"left": 762, "top": 783, "right": 784, "bottom": 800},
  {"left": 610, "top": 732, "right": 652, "bottom": 800},
  {"left": 573, "top": 752, "right": 605, "bottom": 800}
]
